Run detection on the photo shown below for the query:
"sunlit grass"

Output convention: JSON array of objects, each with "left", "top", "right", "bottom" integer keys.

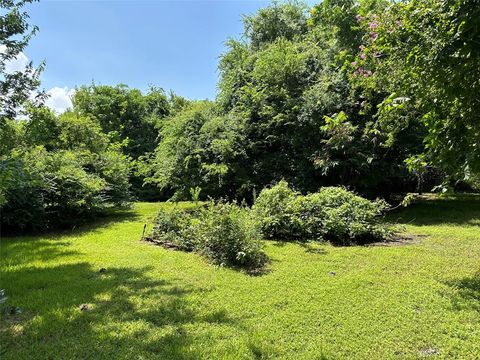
[{"left": 1, "top": 197, "right": 479, "bottom": 359}]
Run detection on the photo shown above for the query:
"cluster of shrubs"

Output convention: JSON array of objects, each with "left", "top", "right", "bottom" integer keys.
[
  {"left": 149, "top": 181, "right": 391, "bottom": 271},
  {"left": 253, "top": 181, "right": 391, "bottom": 245},
  {"left": 150, "top": 202, "right": 268, "bottom": 272},
  {"left": 1, "top": 109, "right": 131, "bottom": 232}
]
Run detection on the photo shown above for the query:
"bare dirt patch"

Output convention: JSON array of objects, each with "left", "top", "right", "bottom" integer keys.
[
  {"left": 0, "top": 311, "right": 34, "bottom": 337},
  {"left": 142, "top": 236, "right": 185, "bottom": 250},
  {"left": 368, "top": 234, "right": 428, "bottom": 247}
]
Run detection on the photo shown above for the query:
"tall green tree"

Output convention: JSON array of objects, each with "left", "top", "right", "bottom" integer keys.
[
  {"left": 148, "top": 101, "right": 248, "bottom": 199},
  {"left": 0, "top": 0, "right": 45, "bottom": 121},
  {"left": 214, "top": 0, "right": 423, "bottom": 197},
  {"left": 73, "top": 84, "right": 170, "bottom": 159},
  {"left": 353, "top": 0, "right": 480, "bottom": 185},
  {"left": 73, "top": 84, "right": 171, "bottom": 199},
  {"left": 1, "top": 0, "right": 45, "bottom": 206}
]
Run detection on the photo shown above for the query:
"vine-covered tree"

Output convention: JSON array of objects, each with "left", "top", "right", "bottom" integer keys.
[
  {"left": 352, "top": 0, "right": 480, "bottom": 186},
  {"left": 151, "top": 0, "right": 425, "bottom": 200}
]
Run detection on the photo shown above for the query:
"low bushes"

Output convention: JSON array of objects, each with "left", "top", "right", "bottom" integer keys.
[
  {"left": 253, "top": 181, "right": 391, "bottom": 244},
  {"left": 151, "top": 206, "right": 198, "bottom": 251},
  {"left": 149, "top": 182, "right": 391, "bottom": 271},
  {"left": 251, "top": 180, "right": 300, "bottom": 239},
  {"left": 1, "top": 146, "right": 130, "bottom": 232},
  {"left": 150, "top": 202, "right": 268, "bottom": 271}
]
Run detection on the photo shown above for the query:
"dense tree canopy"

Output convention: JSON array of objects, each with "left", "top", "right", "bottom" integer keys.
[
  {"left": 72, "top": 84, "right": 171, "bottom": 199},
  {"left": 152, "top": 0, "right": 442, "bottom": 200},
  {"left": 1, "top": 108, "right": 130, "bottom": 232},
  {"left": 73, "top": 84, "right": 170, "bottom": 159},
  {"left": 147, "top": 101, "right": 248, "bottom": 199}
]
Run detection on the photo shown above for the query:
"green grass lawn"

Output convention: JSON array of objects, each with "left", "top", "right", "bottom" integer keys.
[{"left": 1, "top": 196, "right": 479, "bottom": 359}]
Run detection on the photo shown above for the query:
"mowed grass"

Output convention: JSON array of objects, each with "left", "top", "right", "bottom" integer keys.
[{"left": 0, "top": 196, "right": 479, "bottom": 359}]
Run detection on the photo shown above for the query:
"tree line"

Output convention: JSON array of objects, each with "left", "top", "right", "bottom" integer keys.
[{"left": 1, "top": 0, "right": 478, "bottom": 232}]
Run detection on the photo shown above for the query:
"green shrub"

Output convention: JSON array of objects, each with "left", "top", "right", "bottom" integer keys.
[
  {"left": 197, "top": 202, "right": 267, "bottom": 269},
  {"left": 251, "top": 180, "right": 300, "bottom": 239},
  {"left": 150, "top": 202, "right": 268, "bottom": 271},
  {"left": 1, "top": 146, "right": 131, "bottom": 232},
  {"left": 151, "top": 207, "right": 198, "bottom": 251},
  {"left": 310, "top": 187, "right": 390, "bottom": 244},
  {"left": 287, "top": 193, "right": 328, "bottom": 240},
  {"left": 1, "top": 110, "right": 131, "bottom": 232},
  {"left": 253, "top": 181, "right": 390, "bottom": 244}
]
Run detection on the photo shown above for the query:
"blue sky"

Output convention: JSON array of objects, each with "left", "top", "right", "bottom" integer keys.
[{"left": 20, "top": 0, "right": 289, "bottom": 111}]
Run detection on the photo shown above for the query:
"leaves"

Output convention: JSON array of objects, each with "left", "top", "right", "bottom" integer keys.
[
  {"left": 0, "top": 109, "right": 131, "bottom": 232},
  {"left": 0, "top": 0, "right": 45, "bottom": 120}
]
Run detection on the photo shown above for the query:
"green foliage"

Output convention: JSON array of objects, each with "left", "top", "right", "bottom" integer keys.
[
  {"left": 0, "top": 0, "right": 45, "bottom": 121},
  {"left": 253, "top": 181, "right": 390, "bottom": 244},
  {"left": 353, "top": 0, "right": 480, "bottom": 182},
  {"left": 73, "top": 84, "right": 169, "bottom": 159},
  {"left": 251, "top": 180, "right": 300, "bottom": 239},
  {"left": 22, "top": 105, "right": 59, "bottom": 150},
  {"left": 73, "top": 84, "right": 171, "bottom": 200},
  {"left": 0, "top": 108, "right": 130, "bottom": 232},
  {"left": 151, "top": 207, "right": 198, "bottom": 251},
  {"left": 243, "top": 1, "right": 308, "bottom": 50},
  {"left": 150, "top": 202, "right": 268, "bottom": 271},
  {"left": 189, "top": 186, "right": 202, "bottom": 205},
  {"left": 0, "top": 0, "right": 46, "bottom": 204},
  {"left": 148, "top": 0, "right": 468, "bottom": 199},
  {"left": 197, "top": 0, "right": 425, "bottom": 197},
  {"left": 309, "top": 186, "right": 390, "bottom": 244},
  {"left": 195, "top": 202, "right": 267, "bottom": 270},
  {"left": 148, "top": 101, "right": 247, "bottom": 199}
]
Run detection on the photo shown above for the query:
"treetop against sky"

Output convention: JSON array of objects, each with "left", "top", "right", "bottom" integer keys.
[{"left": 6, "top": 1, "right": 279, "bottom": 112}]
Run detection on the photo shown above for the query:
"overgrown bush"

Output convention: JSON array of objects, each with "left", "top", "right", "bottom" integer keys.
[
  {"left": 197, "top": 202, "right": 267, "bottom": 269},
  {"left": 0, "top": 110, "right": 131, "bottom": 232},
  {"left": 1, "top": 147, "right": 130, "bottom": 232},
  {"left": 250, "top": 180, "right": 300, "bottom": 239},
  {"left": 309, "top": 187, "right": 390, "bottom": 244},
  {"left": 151, "top": 207, "right": 199, "bottom": 251},
  {"left": 253, "top": 181, "right": 390, "bottom": 244},
  {"left": 150, "top": 202, "right": 268, "bottom": 271}
]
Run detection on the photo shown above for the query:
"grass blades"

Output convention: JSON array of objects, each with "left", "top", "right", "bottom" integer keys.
[{"left": 0, "top": 197, "right": 479, "bottom": 359}]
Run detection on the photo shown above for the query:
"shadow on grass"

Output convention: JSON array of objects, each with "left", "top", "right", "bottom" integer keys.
[
  {"left": 445, "top": 273, "right": 480, "bottom": 312},
  {"left": 388, "top": 196, "right": 480, "bottom": 227},
  {"left": 270, "top": 240, "right": 328, "bottom": 255},
  {"left": 0, "top": 209, "right": 143, "bottom": 268},
  {"left": 299, "top": 243, "right": 328, "bottom": 255},
  {"left": 56, "top": 207, "right": 143, "bottom": 237},
  {"left": 0, "top": 262, "right": 237, "bottom": 359},
  {"left": 1, "top": 206, "right": 143, "bottom": 239},
  {"left": 0, "top": 238, "right": 81, "bottom": 269}
]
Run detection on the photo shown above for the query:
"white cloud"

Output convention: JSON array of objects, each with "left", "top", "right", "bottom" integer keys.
[
  {"left": 1, "top": 45, "right": 74, "bottom": 115},
  {"left": 0, "top": 45, "right": 30, "bottom": 74},
  {"left": 45, "top": 87, "right": 75, "bottom": 114}
]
